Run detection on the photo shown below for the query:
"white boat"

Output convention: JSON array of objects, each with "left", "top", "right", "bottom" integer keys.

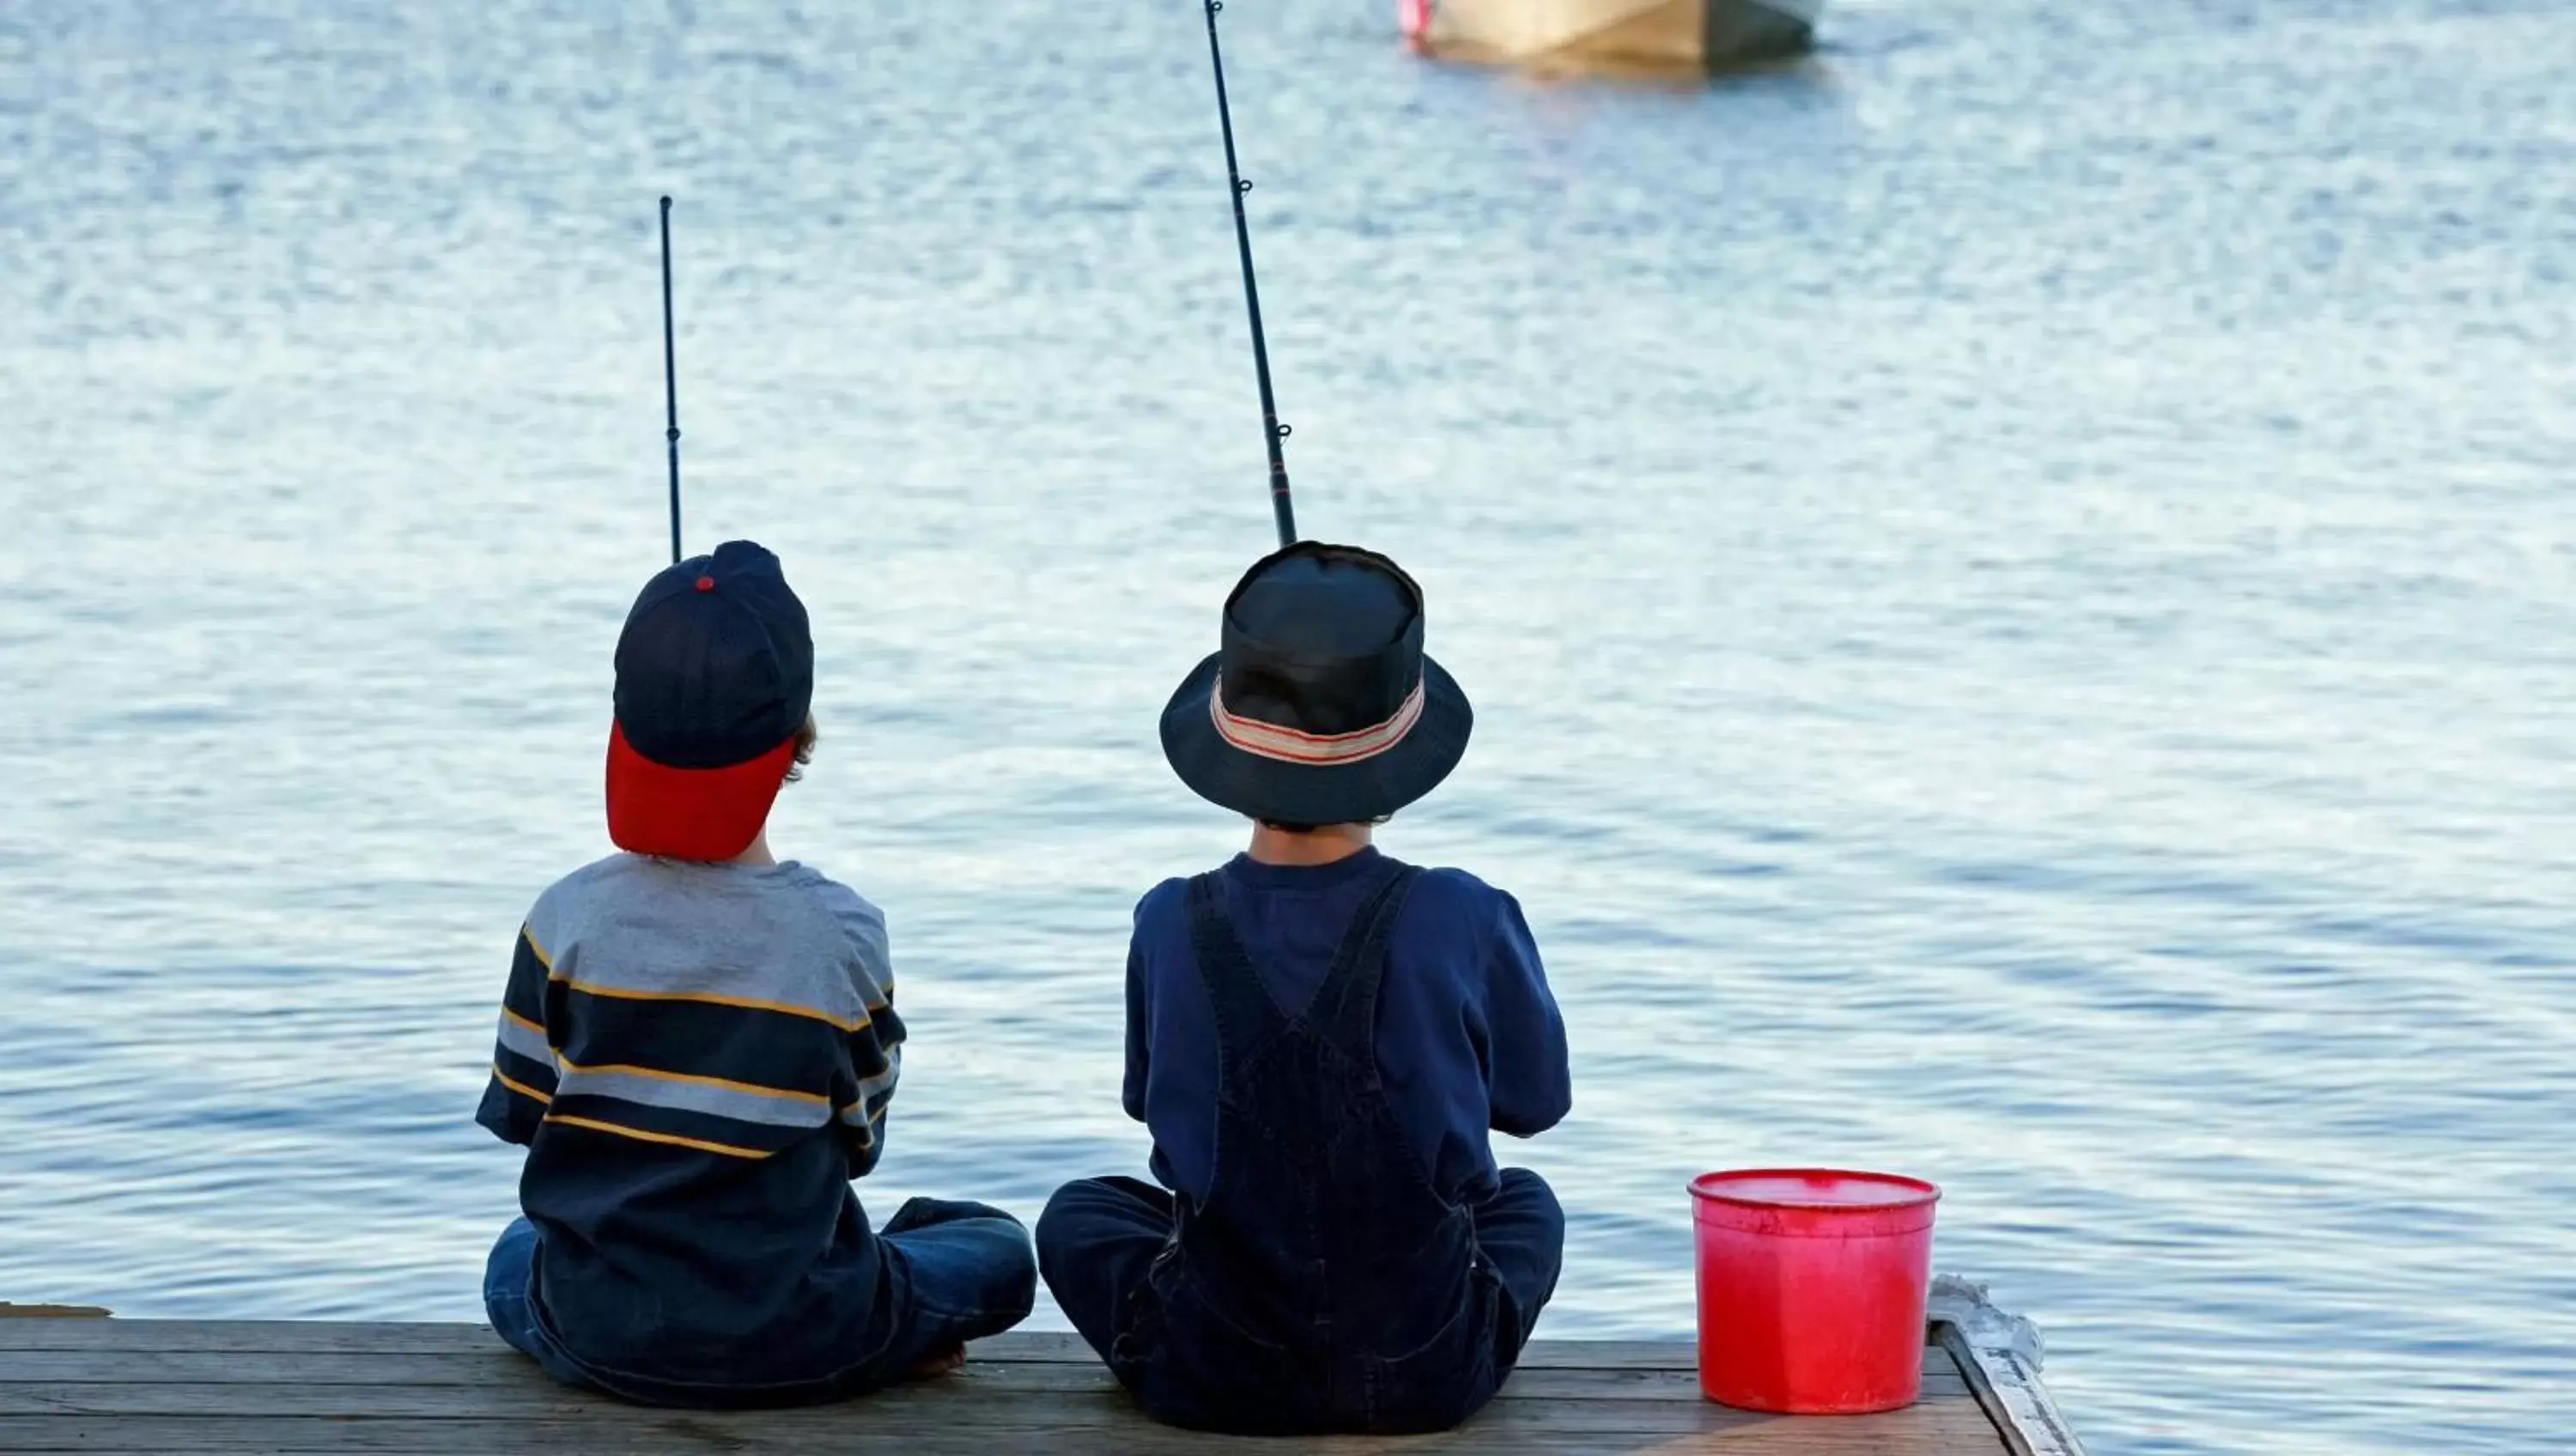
[{"left": 1401, "top": 0, "right": 1822, "bottom": 70}]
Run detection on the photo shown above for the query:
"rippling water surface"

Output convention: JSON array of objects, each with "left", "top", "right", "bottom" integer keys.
[{"left": 3, "top": 3, "right": 2572, "bottom": 1451}]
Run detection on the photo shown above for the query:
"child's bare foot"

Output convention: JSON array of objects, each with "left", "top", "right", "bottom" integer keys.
[{"left": 906, "top": 1345, "right": 967, "bottom": 1380}]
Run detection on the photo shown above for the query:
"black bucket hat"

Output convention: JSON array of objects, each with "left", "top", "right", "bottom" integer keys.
[{"left": 1160, "top": 542, "right": 1473, "bottom": 826}]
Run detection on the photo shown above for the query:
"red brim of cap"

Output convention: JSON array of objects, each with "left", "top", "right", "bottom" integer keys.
[{"left": 605, "top": 721, "right": 797, "bottom": 861}]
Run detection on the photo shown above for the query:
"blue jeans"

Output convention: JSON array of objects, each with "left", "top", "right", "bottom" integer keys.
[{"left": 485, "top": 1197, "right": 1037, "bottom": 1407}]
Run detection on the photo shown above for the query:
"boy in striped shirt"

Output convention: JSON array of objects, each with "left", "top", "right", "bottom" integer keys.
[{"left": 477, "top": 541, "right": 1035, "bottom": 1405}]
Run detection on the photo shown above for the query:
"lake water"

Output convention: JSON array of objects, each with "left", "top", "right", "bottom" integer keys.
[{"left": 3, "top": 1, "right": 2571, "bottom": 1451}]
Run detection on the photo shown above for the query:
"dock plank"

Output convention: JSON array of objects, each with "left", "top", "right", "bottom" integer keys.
[
  {"left": 0, "top": 1417, "right": 2008, "bottom": 1456},
  {"left": 0, "top": 1368, "right": 1972, "bottom": 1417},
  {"left": 0, "top": 1322, "right": 1747, "bottom": 1370},
  {"left": 0, "top": 1323, "right": 2013, "bottom": 1454},
  {"left": 0, "top": 1355, "right": 1970, "bottom": 1401},
  {"left": 0, "top": 1346, "right": 1971, "bottom": 1398}
]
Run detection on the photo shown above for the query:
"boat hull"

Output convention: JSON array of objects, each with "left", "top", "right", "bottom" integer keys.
[{"left": 1408, "top": 0, "right": 1820, "bottom": 71}]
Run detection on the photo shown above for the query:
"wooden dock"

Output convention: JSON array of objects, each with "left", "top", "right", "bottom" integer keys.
[{"left": 0, "top": 1306, "right": 2081, "bottom": 1453}]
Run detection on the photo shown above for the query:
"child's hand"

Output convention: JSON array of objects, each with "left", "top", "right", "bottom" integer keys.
[{"left": 905, "top": 1346, "right": 968, "bottom": 1380}]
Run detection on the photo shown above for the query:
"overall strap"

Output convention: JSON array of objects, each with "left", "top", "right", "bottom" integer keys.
[
  {"left": 1312, "top": 863, "right": 1424, "bottom": 1079},
  {"left": 1184, "top": 872, "right": 1288, "bottom": 1060}
]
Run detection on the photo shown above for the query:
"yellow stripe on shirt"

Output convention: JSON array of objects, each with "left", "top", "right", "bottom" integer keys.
[
  {"left": 540, "top": 1113, "right": 768, "bottom": 1160},
  {"left": 554, "top": 1055, "right": 829, "bottom": 1107},
  {"left": 491, "top": 1064, "right": 554, "bottom": 1106},
  {"left": 547, "top": 973, "right": 870, "bottom": 1033}
]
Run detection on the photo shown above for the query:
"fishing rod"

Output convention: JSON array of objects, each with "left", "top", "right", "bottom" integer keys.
[
  {"left": 659, "top": 196, "right": 684, "bottom": 564},
  {"left": 1200, "top": 0, "right": 1297, "bottom": 549}
]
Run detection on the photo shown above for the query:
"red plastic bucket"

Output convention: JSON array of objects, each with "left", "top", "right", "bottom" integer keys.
[{"left": 1689, "top": 1168, "right": 1941, "bottom": 1414}]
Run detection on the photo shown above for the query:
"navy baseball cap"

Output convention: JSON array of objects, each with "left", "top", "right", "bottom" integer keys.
[{"left": 605, "top": 540, "right": 814, "bottom": 861}]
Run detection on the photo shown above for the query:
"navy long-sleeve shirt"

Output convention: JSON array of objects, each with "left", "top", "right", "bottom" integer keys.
[{"left": 1125, "top": 848, "right": 1571, "bottom": 1205}]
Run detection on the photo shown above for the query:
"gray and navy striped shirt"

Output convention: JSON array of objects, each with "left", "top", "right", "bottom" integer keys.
[{"left": 476, "top": 853, "right": 906, "bottom": 1374}]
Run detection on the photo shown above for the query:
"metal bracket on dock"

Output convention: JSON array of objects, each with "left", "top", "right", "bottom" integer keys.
[{"left": 1929, "top": 1276, "right": 2089, "bottom": 1456}]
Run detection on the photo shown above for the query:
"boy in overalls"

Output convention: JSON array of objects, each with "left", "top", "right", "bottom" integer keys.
[{"left": 1040, "top": 542, "right": 1571, "bottom": 1434}]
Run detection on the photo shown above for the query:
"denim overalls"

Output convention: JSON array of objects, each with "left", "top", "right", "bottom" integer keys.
[{"left": 1103, "top": 860, "right": 1522, "bottom": 1434}]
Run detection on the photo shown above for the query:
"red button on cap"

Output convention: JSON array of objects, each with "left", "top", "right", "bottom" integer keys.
[{"left": 696, "top": 575, "right": 716, "bottom": 592}]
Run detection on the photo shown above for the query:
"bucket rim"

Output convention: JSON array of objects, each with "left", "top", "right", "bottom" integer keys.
[{"left": 1688, "top": 1167, "right": 1942, "bottom": 1213}]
